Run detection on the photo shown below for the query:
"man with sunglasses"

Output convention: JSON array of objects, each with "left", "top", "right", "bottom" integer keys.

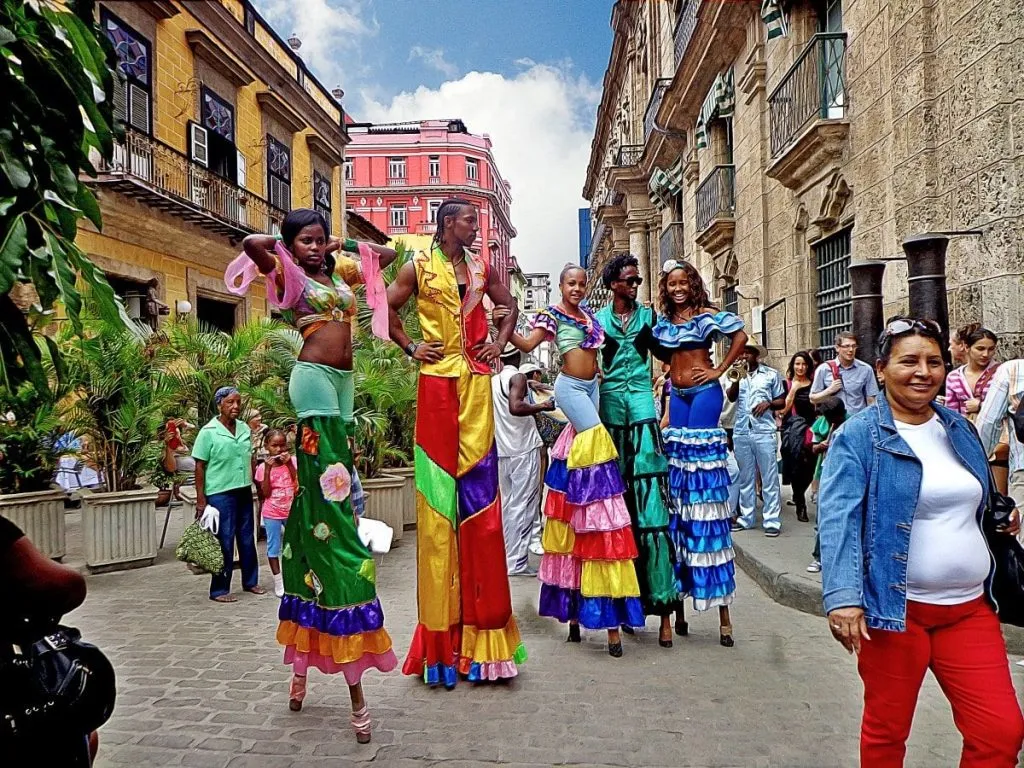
[
  {"left": 809, "top": 331, "right": 879, "bottom": 415},
  {"left": 595, "top": 254, "right": 679, "bottom": 624}
]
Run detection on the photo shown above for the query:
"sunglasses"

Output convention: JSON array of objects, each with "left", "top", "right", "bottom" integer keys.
[
  {"left": 616, "top": 276, "right": 643, "bottom": 287},
  {"left": 877, "top": 318, "right": 943, "bottom": 350}
]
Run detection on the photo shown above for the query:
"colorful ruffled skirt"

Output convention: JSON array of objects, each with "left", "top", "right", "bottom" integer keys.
[
  {"left": 664, "top": 385, "right": 736, "bottom": 611},
  {"left": 277, "top": 363, "right": 397, "bottom": 684},
  {"left": 538, "top": 423, "right": 646, "bottom": 629}
]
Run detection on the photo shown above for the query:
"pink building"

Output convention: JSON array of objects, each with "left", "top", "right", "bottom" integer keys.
[{"left": 344, "top": 119, "right": 517, "bottom": 288}]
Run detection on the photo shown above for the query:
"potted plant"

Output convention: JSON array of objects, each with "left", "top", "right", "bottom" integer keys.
[
  {"left": 0, "top": 383, "right": 68, "bottom": 559},
  {"left": 60, "top": 319, "right": 169, "bottom": 572}
]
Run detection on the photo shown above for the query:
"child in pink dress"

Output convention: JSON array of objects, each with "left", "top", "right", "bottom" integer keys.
[{"left": 255, "top": 429, "right": 297, "bottom": 597}]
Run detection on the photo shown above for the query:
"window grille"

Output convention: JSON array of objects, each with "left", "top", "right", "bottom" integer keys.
[{"left": 815, "top": 228, "right": 852, "bottom": 359}]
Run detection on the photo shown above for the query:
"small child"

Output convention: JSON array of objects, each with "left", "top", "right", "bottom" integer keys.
[{"left": 255, "top": 428, "right": 297, "bottom": 597}]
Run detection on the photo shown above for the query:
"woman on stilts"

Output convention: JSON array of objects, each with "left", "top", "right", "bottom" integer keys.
[
  {"left": 227, "top": 208, "right": 398, "bottom": 742},
  {"left": 653, "top": 259, "right": 747, "bottom": 647},
  {"left": 511, "top": 265, "right": 645, "bottom": 657}
]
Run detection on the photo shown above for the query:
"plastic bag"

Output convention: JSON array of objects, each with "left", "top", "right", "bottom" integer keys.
[
  {"left": 357, "top": 517, "right": 393, "bottom": 554},
  {"left": 175, "top": 521, "right": 224, "bottom": 574},
  {"left": 199, "top": 505, "right": 219, "bottom": 534}
]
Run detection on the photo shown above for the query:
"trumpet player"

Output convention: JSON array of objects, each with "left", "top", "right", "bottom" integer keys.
[{"left": 727, "top": 343, "right": 787, "bottom": 537}]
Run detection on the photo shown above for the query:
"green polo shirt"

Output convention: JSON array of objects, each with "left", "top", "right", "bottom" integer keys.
[{"left": 191, "top": 416, "right": 252, "bottom": 495}]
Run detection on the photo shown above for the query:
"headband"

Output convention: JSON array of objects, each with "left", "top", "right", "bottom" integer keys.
[
  {"left": 662, "top": 259, "right": 690, "bottom": 274},
  {"left": 214, "top": 386, "right": 239, "bottom": 406}
]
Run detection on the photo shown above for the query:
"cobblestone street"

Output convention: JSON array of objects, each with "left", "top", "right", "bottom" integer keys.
[{"left": 69, "top": 528, "right": 1022, "bottom": 768}]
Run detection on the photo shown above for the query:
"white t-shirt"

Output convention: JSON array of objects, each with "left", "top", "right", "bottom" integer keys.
[
  {"left": 492, "top": 365, "right": 543, "bottom": 458},
  {"left": 897, "top": 415, "right": 989, "bottom": 605}
]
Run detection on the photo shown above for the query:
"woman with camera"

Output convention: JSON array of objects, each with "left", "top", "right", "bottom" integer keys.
[{"left": 819, "top": 317, "right": 1024, "bottom": 766}]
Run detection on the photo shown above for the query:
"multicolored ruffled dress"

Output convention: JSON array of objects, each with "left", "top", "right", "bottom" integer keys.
[
  {"left": 534, "top": 305, "right": 646, "bottom": 630},
  {"left": 595, "top": 303, "right": 680, "bottom": 616},
  {"left": 652, "top": 311, "right": 745, "bottom": 611},
  {"left": 225, "top": 241, "right": 397, "bottom": 686},
  {"left": 403, "top": 244, "right": 526, "bottom": 688}
]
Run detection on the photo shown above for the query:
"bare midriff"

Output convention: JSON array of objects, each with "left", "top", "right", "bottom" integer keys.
[
  {"left": 297, "top": 321, "right": 352, "bottom": 370},
  {"left": 669, "top": 347, "right": 715, "bottom": 389},
  {"left": 562, "top": 348, "right": 599, "bottom": 380}
]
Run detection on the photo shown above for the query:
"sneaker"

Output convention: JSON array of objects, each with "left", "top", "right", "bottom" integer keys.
[
  {"left": 509, "top": 566, "right": 538, "bottom": 577},
  {"left": 528, "top": 540, "right": 544, "bottom": 556},
  {"left": 806, "top": 560, "right": 822, "bottom": 573},
  {"left": 730, "top": 521, "right": 751, "bottom": 532},
  {"left": 764, "top": 529, "right": 781, "bottom": 538}
]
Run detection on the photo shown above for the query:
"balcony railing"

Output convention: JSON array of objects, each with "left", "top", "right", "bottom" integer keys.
[
  {"left": 388, "top": 225, "right": 409, "bottom": 235},
  {"left": 417, "top": 222, "right": 436, "bottom": 234},
  {"left": 695, "top": 164, "right": 735, "bottom": 233},
  {"left": 387, "top": 177, "right": 408, "bottom": 186},
  {"left": 674, "top": 0, "right": 699, "bottom": 67},
  {"left": 644, "top": 78, "right": 672, "bottom": 143},
  {"left": 616, "top": 144, "right": 644, "bottom": 167},
  {"left": 428, "top": 176, "right": 441, "bottom": 184},
  {"left": 97, "top": 129, "right": 285, "bottom": 237},
  {"left": 768, "top": 33, "right": 848, "bottom": 157},
  {"left": 465, "top": 177, "right": 480, "bottom": 187}
]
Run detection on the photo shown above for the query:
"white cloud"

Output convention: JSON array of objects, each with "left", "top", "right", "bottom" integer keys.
[
  {"left": 251, "top": 0, "right": 376, "bottom": 90},
  {"left": 408, "top": 46, "right": 458, "bottom": 77},
  {"left": 361, "top": 63, "right": 601, "bottom": 291}
]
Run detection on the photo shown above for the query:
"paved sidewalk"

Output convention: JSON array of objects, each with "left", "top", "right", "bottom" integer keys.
[{"left": 64, "top": 505, "right": 1021, "bottom": 768}]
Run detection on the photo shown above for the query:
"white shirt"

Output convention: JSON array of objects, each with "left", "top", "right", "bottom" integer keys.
[
  {"left": 897, "top": 415, "right": 989, "bottom": 605},
  {"left": 492, "top": 365, "right": 543, "bottom": 458}
]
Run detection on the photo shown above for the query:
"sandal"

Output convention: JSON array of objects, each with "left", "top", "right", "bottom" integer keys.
[
  {"left": 210, "top": 594, "right": 237, "bottom": 603},
  {"left": 720, "top": 624, "right": 735, "bottom": 648},
  {"left": 288, "top": 674, "right": 306, "bottom": 712},
  {"left": 607, "top": 641, "right": 623, "bottom": 658},
  {"left": 351, "top": 704, "right": 371, "bottom": 744},
  {"left": 245, "top": 585, "right": 267, "bottom": 595}
]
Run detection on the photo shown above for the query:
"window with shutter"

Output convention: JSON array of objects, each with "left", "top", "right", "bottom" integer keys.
[
  {"left": 313, "top": 170, "right": 331, "bottom": 222},
  {"left": 101, "top": 10, "right": 151, "bottom": 136},
  {"left": 189, "top": 123, "right": 209, "bottom": 167},
  {"left": 236, "top": 151, "right": 247, "bottom": 189},
  {"left": 267, "top": 135, "right": 291, "bottom": 212}
]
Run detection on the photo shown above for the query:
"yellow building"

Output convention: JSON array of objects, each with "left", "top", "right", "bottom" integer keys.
[{"left": 79, "top": 0, "right": 359, "bottom": 331}]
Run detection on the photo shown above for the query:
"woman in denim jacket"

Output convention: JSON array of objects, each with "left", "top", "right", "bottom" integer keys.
[{"left": 819, "top": 318, "right": 1023, "bottom": 767}]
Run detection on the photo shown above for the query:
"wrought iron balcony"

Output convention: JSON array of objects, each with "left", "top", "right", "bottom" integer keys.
[
  {"left": 94, "top": 129, "right": 285, "bottom": 238},
  {"left": 644, "top": 78, "right": 672, "bottom": 143},
  {"left": 674, "top": 0, "right": 699, "bottom": 67},
  {"left": 659, "top": 222, "right": 685, "bottom": 267},
  {"left": 768, "top": 33, "right": 848, "bottom": 158},
  {"left": 615, "top": 144, "right": 644, "bottom": 167},
  {"left": 695, "top": 164, "right": 735, "bottom": 235}
]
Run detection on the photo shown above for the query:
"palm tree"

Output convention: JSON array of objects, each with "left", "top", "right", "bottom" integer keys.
[{"left": 352, "top": 334, "right": 417, "bottom": 477}]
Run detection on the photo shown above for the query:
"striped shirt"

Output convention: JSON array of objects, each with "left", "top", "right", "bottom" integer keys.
[
  {"left": 944, "top": 362, "right": 999, "bottom": 417},
  {"left": 977, "top": 360, "right": 1024, "bottom": 473}
]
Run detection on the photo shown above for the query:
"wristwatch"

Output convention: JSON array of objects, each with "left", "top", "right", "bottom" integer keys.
[{"left": 404, "top": 342, "right": 418, "bottom": 357}]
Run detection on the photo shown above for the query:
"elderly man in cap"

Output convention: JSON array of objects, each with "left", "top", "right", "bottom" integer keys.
[
  {"left": 727, "top": 342, "right": 787, "bottom": 536},
  {"left": 491, "top": 344, "right": 555, "bottom": 575}
]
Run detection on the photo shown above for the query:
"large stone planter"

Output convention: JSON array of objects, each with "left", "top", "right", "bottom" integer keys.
[
  {"left": 362, "top": 474, "right": 405, "bottom": 544},
  {"left": 386, "top": 466, "right": 416, "bottom": 530},
  {"left": 80, "top": 486, "right": 160, "bottom": 573},
  {"left": 0, "top": 488, "right": 67, "bottom": 560}
]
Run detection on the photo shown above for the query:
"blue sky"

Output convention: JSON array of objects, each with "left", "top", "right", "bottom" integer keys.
[{"left": 251, "top": 0, "right": 615, "bottom": 280}]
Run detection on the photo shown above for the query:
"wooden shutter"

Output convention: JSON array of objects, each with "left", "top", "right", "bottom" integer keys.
[
  {"left": 189, "top": 123, "right": 209, "bottom": 167},
  {"left": 128, "top": 83, "right": 150, "bottom": 133},
  {"left": 112, "top": 75, "right": 128, "bottom": 125},
  {"left": 236, "top": 150, "right": 247, "bottom": 189}
]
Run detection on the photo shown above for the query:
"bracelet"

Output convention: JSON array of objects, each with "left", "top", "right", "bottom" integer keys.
[
  {"left": 404, "top": 342, "right": 418, "bottom": 357},
  {"left": 343, "top": 238, "right": 359, "bottom": 253}
]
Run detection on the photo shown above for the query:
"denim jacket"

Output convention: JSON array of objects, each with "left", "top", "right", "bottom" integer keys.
[{"left": 818, "top": 396, "right": 994, "bottom": 631}]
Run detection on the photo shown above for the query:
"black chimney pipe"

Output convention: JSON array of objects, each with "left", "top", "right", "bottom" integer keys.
[
  {"left": 903, "top": 233, "right": 951, "bottom": 369},
  {"left": 849, "top": 260, "right": 887, "bottom": 367}
]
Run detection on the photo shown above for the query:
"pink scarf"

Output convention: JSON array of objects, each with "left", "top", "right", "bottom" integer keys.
[{"left": 357, "top": 242, "right": 389, "bottom": 341}]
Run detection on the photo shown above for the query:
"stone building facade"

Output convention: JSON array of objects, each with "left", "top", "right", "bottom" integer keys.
[
  {"left": 584, "top": 0, "right": 1024, "bottom": 363},
  {"left": 79, "top": 0, "right": 354, "bottom": 332}
]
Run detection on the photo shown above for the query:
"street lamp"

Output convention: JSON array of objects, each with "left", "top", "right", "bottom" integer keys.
[
  {"left": 287, "top": 33, "right": 301, "bottom": 50},
  {"left": 175, "top": 299, "right": 192, "bottom": 318},
  {"left": 332, "top": 86, "right": 344, "bottom": 102}
]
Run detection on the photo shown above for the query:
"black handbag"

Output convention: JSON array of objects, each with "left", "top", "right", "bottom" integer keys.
[
  {"left": 980, "top": 465, "right": 1024, "bottom": 627},
  {"left": 0, "top": 620, "right": 117, "bottom": 762}
]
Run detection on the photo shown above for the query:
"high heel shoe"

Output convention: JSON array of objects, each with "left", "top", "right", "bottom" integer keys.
[
  {"left": 674, "top": 618, "right": 689, "bottom": 637},
  {"left": 288, "top": 674, "right": 306, "bottom": 712},
  {"left": 607, "top": 641, "right": 623, "bottom": 658},
  {"left": 720, "top": 624, "right": 734, "bottom": 648},
  {"left": 567, "top": 624, "right": 581, "bottom": 643},
  {"left": 351, "top": 704, "right": 371, "bottom": 744},
  {"left": 658, "top": 627, "right": 673, "bottom": 648}
]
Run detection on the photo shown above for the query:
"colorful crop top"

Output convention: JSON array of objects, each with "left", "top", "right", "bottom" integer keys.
[
  {"left": 532, "top": 305, "right": 604, "bottom": 355},
  {"left": 225, "top": 241, "right": 390, "bottom": 342},
  {"left": 651, "top": 311, "right": 744, "bottom": 351}
]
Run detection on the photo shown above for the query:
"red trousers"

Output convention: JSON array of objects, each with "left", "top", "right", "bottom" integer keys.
[{"left": 858, "top": 597, "right": 1024, "bottom": 767}]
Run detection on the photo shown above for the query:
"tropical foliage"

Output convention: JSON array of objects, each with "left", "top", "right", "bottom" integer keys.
[
  {"left": 0, "top": 0, "right": 126, "bottom": 394},
  {"left": 0, "top": 381, "right": 65, "bottom": 494}
]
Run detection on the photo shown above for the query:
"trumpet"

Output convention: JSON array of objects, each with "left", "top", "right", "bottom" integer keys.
[{"left": 725, "top": 360, "right": 749, "bottom": 382}]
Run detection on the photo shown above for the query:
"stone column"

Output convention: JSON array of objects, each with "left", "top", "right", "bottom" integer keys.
[
  {"left": 849, "top": 260, "right": 887, "bottom": 368},
  {"left": 627, "top": 215, "right": 651, "bottom": 305}
]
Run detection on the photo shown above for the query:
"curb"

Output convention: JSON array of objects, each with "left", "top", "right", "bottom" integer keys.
[{"left": 733, "top": 540, "right": 1024, "bottom": 656}]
